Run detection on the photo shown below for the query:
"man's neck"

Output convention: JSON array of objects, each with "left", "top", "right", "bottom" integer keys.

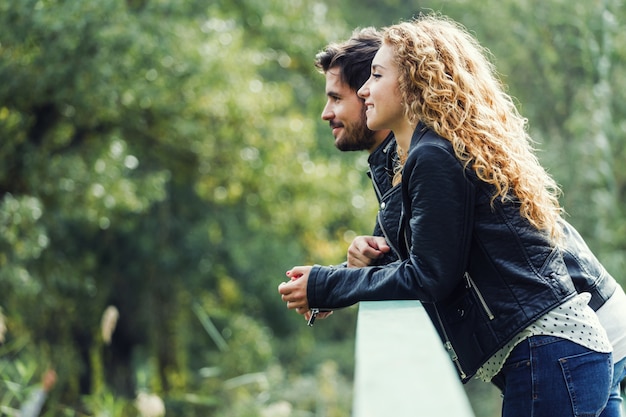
[{"left": 367, "top": 129, "right": 392, "bottom": 154}]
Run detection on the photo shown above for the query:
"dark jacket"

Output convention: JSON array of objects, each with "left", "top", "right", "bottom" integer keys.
[
  {"left": 560, "top": 221, "right": 617, "bottom": 310},
  {"left": 368, "top": 132, "right": 402, "bottom": 264},
  {"left": 307, "top": 123, "right": 578, "bottom": 382},
  {"left": 369, "top": 133, "right": 617, "bottom": 312},
  {"left": 333, "top": 134, "right": 400, "bottom": 270}
]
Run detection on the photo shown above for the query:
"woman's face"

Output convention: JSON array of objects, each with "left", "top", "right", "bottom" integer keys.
[{"left": 358, "top": 43, "right": 404, "bottom": 132}]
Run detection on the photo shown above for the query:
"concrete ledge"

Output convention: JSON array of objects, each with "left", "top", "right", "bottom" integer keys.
[{"left": 352, "top": 300, "right": 475, "bottom": 417}]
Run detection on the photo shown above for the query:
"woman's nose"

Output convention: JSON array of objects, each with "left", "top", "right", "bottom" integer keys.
[{"left": 357, "top": 84, "right": 369, "bottom": 99}]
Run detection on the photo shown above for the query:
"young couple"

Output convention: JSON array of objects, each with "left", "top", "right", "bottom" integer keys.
[{"left": 278, "top": 14, "right": 626, "bottom": 417}]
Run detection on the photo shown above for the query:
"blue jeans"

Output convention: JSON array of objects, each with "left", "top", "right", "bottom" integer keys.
[
  {"left": 492, "top": 335, "right": 612, "bottom": 417},
  {"left": 601, "top": 356, "right": 626, "bottom": 417}
]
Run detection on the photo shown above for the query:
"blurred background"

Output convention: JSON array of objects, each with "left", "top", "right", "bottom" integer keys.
[{"left": 1, "top": 0, "right": 625, "bottom": 416}]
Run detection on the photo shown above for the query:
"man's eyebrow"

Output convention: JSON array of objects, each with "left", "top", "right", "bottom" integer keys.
[{"left": 326, "top": 90, "right": 341, "bottom": 98}]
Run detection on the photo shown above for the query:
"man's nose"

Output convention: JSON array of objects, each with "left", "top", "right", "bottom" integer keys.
[{"left": 321, "top": 103, "right": 333, "bottom": 121}]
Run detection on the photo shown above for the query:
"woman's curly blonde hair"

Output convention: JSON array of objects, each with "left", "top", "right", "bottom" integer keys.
[{"left": 383, "top": 14, "right": 563, "bottom": 240}]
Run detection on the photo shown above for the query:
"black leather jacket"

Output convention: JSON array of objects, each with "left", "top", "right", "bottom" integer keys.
[
  {"left": 368, "top": 133, "right": 617, "bottom": 312},
  {"left": 560, "top": 220, "right": 617, "bottom": 310},
  {"left": 368, "top": 132, "right": 402, "bottom": 264},
  {"left": 307, "top": 123, "right": 580, "bottom": 382}
]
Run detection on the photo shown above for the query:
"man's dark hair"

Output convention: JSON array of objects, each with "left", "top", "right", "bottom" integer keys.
[{"left": 314, "top": 27, "right": 381, "bottom": 92}]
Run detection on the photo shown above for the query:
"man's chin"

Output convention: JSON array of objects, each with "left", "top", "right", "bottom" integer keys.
[{"left": 336, "top": 141, "right": 366, "bottom": 152}]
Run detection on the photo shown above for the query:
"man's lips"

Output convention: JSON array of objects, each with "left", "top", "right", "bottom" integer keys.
[{"left": 330, "top": 123, "right": 343, "bottom": 137}]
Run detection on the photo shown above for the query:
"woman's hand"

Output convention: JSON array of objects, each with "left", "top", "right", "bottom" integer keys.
[
  {"left": 278, "top": 266, "right": 312, "bottom": 315},
  {"left": 279, "top": 265, "right": 333, "bottom": 321}
]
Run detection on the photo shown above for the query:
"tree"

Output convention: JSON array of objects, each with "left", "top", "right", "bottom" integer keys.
[
  {"left": 1, "top": 0, "right": 372, "bottom": 414},
  {"left": 2, "top": 1, "right": 624, "bottom": 416}
]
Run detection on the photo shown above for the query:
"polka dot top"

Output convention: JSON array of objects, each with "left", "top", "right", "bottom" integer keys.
[{"left": 476, "top": 292, "right": 612, "bottom": 382}]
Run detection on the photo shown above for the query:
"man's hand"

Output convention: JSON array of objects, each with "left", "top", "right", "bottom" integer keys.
[{"left": 347, "top": 235, "right": 391, "bottom": 268}]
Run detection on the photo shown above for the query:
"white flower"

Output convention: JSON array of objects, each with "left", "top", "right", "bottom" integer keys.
[
  {"left": 100, "top": 305, "right": 119, "bottom": 345},
  {"left": 0, "top": 308, "right": 6, "bottom": 343},
  {"left": 135, "top": 392, "right": 165, "bottom": 417}
]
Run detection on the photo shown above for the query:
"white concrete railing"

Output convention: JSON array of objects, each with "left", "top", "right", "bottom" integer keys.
[{"left": 352, "top": 300, "right": 476, "bottom": 417}]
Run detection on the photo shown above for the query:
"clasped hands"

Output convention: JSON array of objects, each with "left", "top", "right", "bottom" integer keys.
[{"left": 277, "top": 235, "right": 391, "bottom": 322}]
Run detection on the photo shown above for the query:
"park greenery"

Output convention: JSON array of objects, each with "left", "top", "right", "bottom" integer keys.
[{"left": 1, "top": 0, "right": 625, "bottom": 416}]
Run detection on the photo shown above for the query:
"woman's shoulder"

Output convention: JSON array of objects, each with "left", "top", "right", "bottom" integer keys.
[
  {"left": 410, "top": 123, "right": 453, "bottom": 152},
  {"left": 408, "top": 126, "right": 457, "bottom": 166}
]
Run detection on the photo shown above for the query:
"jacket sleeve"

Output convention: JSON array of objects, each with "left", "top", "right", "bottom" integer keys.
[
  {"left": 559, "top": 219, "right": 616, "bottom": 310},
  {"left": 307, "top": 141, "right": 474, "bottom": 308},
  {"left": 401, "top": 140, "right": 474, "bottom": 302}
]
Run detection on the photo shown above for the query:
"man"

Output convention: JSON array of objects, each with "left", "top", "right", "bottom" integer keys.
[
  {"left": 301, "top": 27, "right": 626, "bottom": 414},
  {"left": 317, "top": 27, "right": 389, "bottom": 154},
  {"left": 315, "top": 27, "right": 400, "bottom": 268},
  {"left": 296, "top": 28, "right": 399, "bottom": 324}
]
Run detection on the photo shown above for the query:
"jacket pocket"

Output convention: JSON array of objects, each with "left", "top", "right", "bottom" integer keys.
[
  {"left": 465, "top": 272, "right": 495, "bottom": 320},
  {"left": 438, "top": 283, "right": 498, "bottom": 378}
]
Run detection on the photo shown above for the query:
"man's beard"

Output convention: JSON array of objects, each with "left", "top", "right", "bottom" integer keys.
[{"left": 335, "top": 111, "right": 377, "bottom": 152}]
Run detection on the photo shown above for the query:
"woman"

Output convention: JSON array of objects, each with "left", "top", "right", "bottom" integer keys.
[{"left": 278, "top": 15, "right": 613, "bottom": 416}]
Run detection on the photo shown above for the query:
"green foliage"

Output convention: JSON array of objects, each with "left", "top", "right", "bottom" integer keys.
[
  {"left": 1, "top": 0, "right": 367, "bottom": 415},
  {"left": 1, "top": 0, "right": 625, "bottom": 416}
]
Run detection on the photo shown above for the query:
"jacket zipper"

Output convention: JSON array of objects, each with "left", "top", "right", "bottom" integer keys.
[
  {"left": 403, "top": 218, "right": 410, "bottom": 258},
  {"left": 371, "top": 176, "right": 402, "bottom": 259},
  {"left": 433, "top": 305, "right": 467, "bottom": 379},
  {"left": 308, "top": 308, "right": 320, "bottom": 326},
  {"left": 371, "top": 171, "right": 384, "bottom": 203},
  {"left": 465, "top": 272, "right": 495, "bottom": 320},
  {"left": 378, "top": 210, "right": 401, "bottom": 259}
]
